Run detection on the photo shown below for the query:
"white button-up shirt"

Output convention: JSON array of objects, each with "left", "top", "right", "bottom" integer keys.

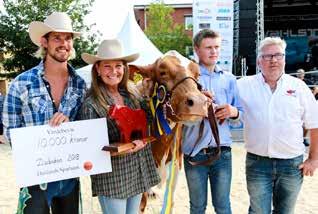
[{"left": 238, "top": 73, "right": 318, "bottom": 158}]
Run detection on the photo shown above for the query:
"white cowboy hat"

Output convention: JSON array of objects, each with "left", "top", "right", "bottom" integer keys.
[
  {"left": 28, "top": 12, "right": 81, "bottom": 47},
  {"left": 81, "top": 39, "right": 139, "bottom": 64}
]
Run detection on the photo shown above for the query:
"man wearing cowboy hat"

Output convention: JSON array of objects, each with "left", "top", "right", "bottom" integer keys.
[{"left": 3, "top": 12, "right": 86, "bottom": 214}]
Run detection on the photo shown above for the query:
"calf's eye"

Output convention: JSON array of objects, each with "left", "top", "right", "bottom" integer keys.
[{"left": 160, "top": 71, "right": 166, "bottom": 76}]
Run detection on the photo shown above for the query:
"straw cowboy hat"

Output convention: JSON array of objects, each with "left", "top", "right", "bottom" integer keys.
[
  {"left": 81, "top": 39, "right": 139, "bottom": 64},
  {"left": 28, "top": 12, "right": 81, "bottom": 47}
]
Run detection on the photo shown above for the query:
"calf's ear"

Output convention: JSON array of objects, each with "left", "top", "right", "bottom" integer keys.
[
  {"left": 128, "top": 63, "right": 156, "bottom": 79},
  {"left": 187, "top": 61, "right": 200, "bottom": 80}
]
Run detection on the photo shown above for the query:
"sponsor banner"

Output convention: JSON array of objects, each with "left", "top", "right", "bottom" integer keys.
[{"left": 193, "top": 0, "right": 234, "bottom": 73}]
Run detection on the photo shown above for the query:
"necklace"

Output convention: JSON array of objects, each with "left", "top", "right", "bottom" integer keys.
[{"left": 110, "top": 92, "right": 124, "bottom": 105}]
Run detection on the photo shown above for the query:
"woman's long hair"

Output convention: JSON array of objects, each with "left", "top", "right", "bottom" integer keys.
[{"left": 87, "top": 61, "right": 139, "bottom": 111}]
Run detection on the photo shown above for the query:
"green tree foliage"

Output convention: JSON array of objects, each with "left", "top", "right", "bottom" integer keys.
[
  {"left": 144, "top": 3, "right": 192, "bottom": 56},
  {"left": 0, "top": 0, "right": 99, "bottom": 78}
]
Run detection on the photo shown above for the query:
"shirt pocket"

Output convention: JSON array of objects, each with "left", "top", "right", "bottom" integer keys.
[
  {"left": 28, "top": 93, "right": 50, "bottom": 114},
  {"left": 67, "top": 90, "right": 83, "bottom": 110},
  {"left": 278, "top": 94, "right": 302, "bottom": 119},
  {"left": 215, "top": 87, "right": 228, "bottom": 104}
]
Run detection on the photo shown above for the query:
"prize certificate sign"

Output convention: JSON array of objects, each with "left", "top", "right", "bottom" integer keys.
[{"left": 10, "top": 118, "right": 112, "bottom": 187}]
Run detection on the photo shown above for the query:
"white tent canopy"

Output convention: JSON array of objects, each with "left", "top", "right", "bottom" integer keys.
[
  {"left": 77, "top": 8, "right": 162, "bottom": 86},
  {"left": 117, "top": 9, "right": 162, "bottom": 65}
]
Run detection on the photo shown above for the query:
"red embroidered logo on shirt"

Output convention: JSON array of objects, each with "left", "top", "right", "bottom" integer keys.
[{"left": 286, "top": 89, "right": 296, "bottom": 96}]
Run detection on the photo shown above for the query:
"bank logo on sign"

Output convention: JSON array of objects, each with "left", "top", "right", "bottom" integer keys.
[{"left": 218, "top": 8, "right": 231, "bottom": 13}]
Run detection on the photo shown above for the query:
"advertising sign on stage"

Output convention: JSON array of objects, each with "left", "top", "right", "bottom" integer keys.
[
  {"left": 193, "top": 0, "right": 234, "bottom": 73},
  {"left": 10, "top": 118, "right": 111, "bottom": 187}
]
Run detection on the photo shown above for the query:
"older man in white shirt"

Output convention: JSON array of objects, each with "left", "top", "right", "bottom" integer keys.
[{"left": 238, "top": 37, "right": 318, "bottom": 214}]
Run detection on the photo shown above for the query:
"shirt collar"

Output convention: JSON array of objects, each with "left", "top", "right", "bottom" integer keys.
[
  {"left": 36, "top": 60, "right": 77, "bottom": 77},
  {"left": 257, "top": 71, "right": 285, "bottom": 85},
  {"left": 200, "top": 64, "right": 223, "bottom": 75}
]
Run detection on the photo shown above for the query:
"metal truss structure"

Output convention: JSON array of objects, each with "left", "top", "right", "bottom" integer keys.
[
  {"left": 233, "top": 0, "right": 241, "bottom": 76},
  {"left": 233, "top": 0, "right": 240, "bottom": 59},
  {"left": 256, "top": 0, "right": 264, "bottom": 72}
]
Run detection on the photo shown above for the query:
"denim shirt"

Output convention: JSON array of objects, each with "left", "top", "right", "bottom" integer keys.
[
  {"left": 182, "top": 65, "right": 243, "bottom": 156},
  {"left": 3, "top": 61, "right": 86, "bottom": 205}
]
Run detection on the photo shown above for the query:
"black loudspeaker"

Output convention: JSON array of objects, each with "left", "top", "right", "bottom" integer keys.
[{"left": 239, "top": 0, "right": 257, "bottom": 75}]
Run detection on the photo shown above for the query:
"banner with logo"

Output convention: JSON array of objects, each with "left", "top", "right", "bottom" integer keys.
[{"left": 193, "top": 0, "right": 234, "bottom": 73}]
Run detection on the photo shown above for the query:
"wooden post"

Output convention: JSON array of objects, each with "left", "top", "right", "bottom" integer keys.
[{"left": 0, "top": 79, "right": 7, "bottom": 95}]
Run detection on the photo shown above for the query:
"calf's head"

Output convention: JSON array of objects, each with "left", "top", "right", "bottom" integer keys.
[{"left": 130, "top": 50, "right": 208, "bottom": 122}]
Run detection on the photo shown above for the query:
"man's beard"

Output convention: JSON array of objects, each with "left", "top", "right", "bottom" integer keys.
[{"left": 47, "top": 48, "right": 70, "bottom": 63}]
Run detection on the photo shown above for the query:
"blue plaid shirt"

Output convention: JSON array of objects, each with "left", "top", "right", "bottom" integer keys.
[{"left": 3, "top": 61, "right": 86, "bottom": 205}]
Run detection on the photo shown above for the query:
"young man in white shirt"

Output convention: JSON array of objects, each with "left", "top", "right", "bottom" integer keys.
[{"left": 238, "top": 37, "right": 318, "bottom": 214}]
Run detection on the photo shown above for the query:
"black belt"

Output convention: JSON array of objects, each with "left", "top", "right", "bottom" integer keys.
[
  {"left": 185, "top": 146, "right": 231, "bottom": 166},
  {"left": 247, "top": 152, "right": 302, "bottom": 161},
  {"left": 201, "top": 146, "right": 231, "bottom": 154}
]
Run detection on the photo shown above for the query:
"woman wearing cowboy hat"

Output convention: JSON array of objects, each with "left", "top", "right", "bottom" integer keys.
[{"left": 78, "top": 39, "right": 160, "bottom": 214}]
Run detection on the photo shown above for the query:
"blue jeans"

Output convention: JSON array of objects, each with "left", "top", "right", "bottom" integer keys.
[
  {"left": 184, "top": 148, "right": 232, "bottom": 214},
  {"left": 246, "top": 153, "right": 303, "bottom": 214},
  {"left": 98, "top": 193, "right": 142, "bottom": 214}
]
